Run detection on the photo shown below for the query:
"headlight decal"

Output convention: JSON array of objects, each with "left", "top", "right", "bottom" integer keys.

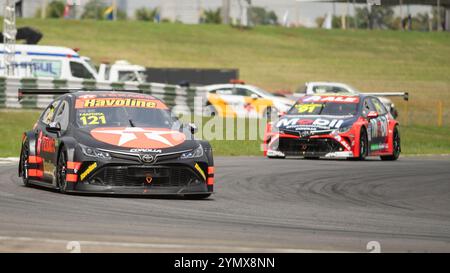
[
  {"left": 180, "top": 145, "right": 204, "bottom": 159},
  {"left": 80, "top": 162, "right": 97, "bottom": 181},
  {"left": 81, "top": 145, "right": 111, "bottom": 159},
  {"left": 194, "top": 163, "right": 206, "bottom": 181}
]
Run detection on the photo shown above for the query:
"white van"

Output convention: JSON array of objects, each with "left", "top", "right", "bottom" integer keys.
[{"left": 0, "top": 44, "right": 99, "bottom": 80}]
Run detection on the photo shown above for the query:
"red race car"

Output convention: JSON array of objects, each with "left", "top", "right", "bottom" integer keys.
[{"left": 263, "top": 94, "right": 400, "bottom": 160}]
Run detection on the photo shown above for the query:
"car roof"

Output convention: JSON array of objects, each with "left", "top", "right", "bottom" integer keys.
[
  {"left": 68, "top": 91, "right": 158, "bottom": 99},
  {"left": 0, "top": 44, "right": 80, "bottom": 58},
  {"left": 205, "top": 83, "right": 256, "bottom": 90},
  {"left": 306, "top": 82, "right": 349, "bottom": 87},
  {"left": 58, "top": 91, "right": 165, "bottom": 106},
  {"left": 296, "top": 93, "right": 368, "bottom": 102}
]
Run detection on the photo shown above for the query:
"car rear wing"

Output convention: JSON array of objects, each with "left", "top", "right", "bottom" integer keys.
[
  {"left": 18, "top": 89, "right": 74, "bottom": 101},
  {"left": 18, "top": 88, "right": 146, "bottom": 101},
  {"left": 362, "top": 92, "right": 409, "bottom": 101}
]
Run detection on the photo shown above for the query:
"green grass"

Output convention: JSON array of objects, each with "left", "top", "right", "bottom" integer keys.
[
  {"left": 401, "top": 125, "right": 450, "bottom": 155},
  {"left": 7, "top": 19, "right": 450, "bottom": 126},
  {"left": 0, "top": 110, "right": 40, "bottom": 157},
  {"left": 1, "top": 110, "right": 449, "bottom": 157},
  {"left": 14, "top": 19, "right": 450, "bottom": 90}
]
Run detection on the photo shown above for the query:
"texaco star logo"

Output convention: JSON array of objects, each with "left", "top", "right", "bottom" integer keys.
[{"left": 90, "top": 127, "right": 186, "bottom": 148}]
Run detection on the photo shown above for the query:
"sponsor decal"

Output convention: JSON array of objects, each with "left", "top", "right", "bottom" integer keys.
[
  {"left": 36, "top": 131, "right": 43, "bottom": 155},
  {"left": 297, "top": 119, "right": 314, "bottom": 125},
  {"left": 243, "top": 102, "right": 255, "bottom": 112},
  {"left": 79, "top": 112, "right": 106, "bottom": 126},
  {"left": 194, "top": 163, "right": 206, "bottom": 181},
  {"left": 302, "top": 96, "right": 359, "bottom": 103},
  {"left": 277, "top": 118, "right": 344, "bottom": 130},
  {"left": 298, "top": 131, "right": 312, "bottom": 138},
  {"left": 369, "top": 115, "right": 388, "bottom": 138},
  {"left": 294, "top": 104, "right": 322, "bottom": 114},
  {"left": 333, "top": 134, "right": 352, "bottom": 151},
  {"left": 80, "top": 162, "right": 97, "bottom": 181},
  {"left": 90, "top": 127, "right": 186, "bottom": 148},
  {"left": 130, "top": 148, "right": 162, "bottom": 153},
  {"left": 75, "top": 98, "right": 167, "bottom": 109},
  {"left": 79, "top": 94, "right": 97, "bottom": 99},
  {"left": 41, "top": 136, "right": 56, "bottom": 153},
  {"left": 370, "top": 143, "right": 388, "bottom": 151}
]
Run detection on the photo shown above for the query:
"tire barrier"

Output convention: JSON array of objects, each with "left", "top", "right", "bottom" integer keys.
[{"left": 0, "top": 76, "right": 207, "bottom": 116}]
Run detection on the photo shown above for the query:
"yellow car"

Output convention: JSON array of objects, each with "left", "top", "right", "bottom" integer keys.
[{"left": 203, "top": 83, "right": 294, "bottom": 118}]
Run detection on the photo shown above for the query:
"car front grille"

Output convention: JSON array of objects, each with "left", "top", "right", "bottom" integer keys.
[
  {"left": 278, "top": 137, "right": 343, "bottom": 156},
  {"left": 91, "top": 165, "right": 200, "bottom": 187}
]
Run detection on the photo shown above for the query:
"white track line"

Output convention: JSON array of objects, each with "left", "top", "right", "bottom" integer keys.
[
  {"left": 0, "top": 157, "right": 19, "bottom": 165},
  {"left": 0, "top": 236, "right": 346, "bottom": 253}
]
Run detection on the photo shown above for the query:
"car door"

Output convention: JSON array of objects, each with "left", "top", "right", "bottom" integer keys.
[
  {"left": 37, "top": 99, "right": 61, "bottom": 183},
  {"left": 234, "top": 87, "right": 261, "bottom": 118},
  {"left": 208, "top": 88, "right": 235, "bottom": 117},
  {"left": 362, "top": 97, "right": 377, "bottom": 154},
  {"left": 370, "top": 97, "right": 389, "bottom": 152}
]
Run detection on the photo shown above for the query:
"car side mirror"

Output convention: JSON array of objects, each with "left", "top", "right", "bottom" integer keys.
[
  {"left": 250, "top": 94, "right": 259, "bottom": 100},
  {"left": 367, "top": 111, "right": 379, "bottom": 119},
  {"left": 188, "top": 123, "right": 198, "bottom": 134},
  {"left": 46, "top": 122, "right": 61, "bottom": 134}
]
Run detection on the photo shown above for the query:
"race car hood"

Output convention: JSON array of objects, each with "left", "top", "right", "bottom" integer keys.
[
  {"left": 73, "top": 126, "right": 198, "bottom": 153},
  {"left": 274, "top": 115, "right": 357, "bottom": 136}
]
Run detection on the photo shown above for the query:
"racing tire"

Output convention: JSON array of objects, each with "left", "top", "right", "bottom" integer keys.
[
  {"left": 381, "top": 126, "right": 400, "bottom": 161},
  {"left": 185, "top": 193, "right": 211, "bottom": 200},
  {"left": 20, "top": 143, "right": 31, "bottom": 187},
  {"left": 56, "top": 150, "right": 69, "bottom": 194},
  {"left": 356, "top": 128, "right": 368, "bottom": 161}
]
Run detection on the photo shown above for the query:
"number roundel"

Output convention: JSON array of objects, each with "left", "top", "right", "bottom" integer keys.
[{"left": 79, "top": 113, "right": 106, "bottom": 126}]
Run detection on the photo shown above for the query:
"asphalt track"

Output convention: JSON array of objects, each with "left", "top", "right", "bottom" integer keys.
[{"left": 0, "top": 156, "right": 450, "bottom": 252}]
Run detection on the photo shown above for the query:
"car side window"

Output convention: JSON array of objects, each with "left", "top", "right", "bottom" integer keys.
[
  {"left": 362, "top": 98, "right": 376, "bottom": 117},
  {"left": 54, "top": 100, "right": 70, "bottom": 131},
  {"left": 370, "top": 98, "right": 387, "bottom": 115},
  {"left": 70, "top": 61, "right": 95, "bottom": 79},
  {"left": 215, "top": 88, "right": 233, "bottom": 95},
  {"left": 234, "top": 88, "right": 254, "bottom": 97},
  {"left": 41, "top": 100, "right": 61, "bottom": 125}
]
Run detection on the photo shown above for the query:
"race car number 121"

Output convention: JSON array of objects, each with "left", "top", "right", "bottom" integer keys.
[{"left": 79, "top": 113, "right": 106, "bottom": 126}]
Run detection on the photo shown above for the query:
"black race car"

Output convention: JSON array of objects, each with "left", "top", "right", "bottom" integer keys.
[{"left": 18, "top": 89, "right": 214, "bottom": 198}]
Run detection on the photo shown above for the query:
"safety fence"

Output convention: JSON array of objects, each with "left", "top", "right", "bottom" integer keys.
[{"left": 0, "top": 76, "right": 207, "bottom": 116}]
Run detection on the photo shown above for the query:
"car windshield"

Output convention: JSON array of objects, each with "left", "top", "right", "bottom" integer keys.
[
  {"left": 312, "top": 85, "right": 354, "bottom": 94},
  {"left": 74, "top": 96, "right": 179, "bottom": 129},
  {"left": 288, "top": 101, "right": 358, "bottom": 116}
]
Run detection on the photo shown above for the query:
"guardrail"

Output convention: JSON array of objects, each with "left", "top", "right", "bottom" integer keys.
[{"left": 0, "top": 76, "right": 206, "bottom": 116}]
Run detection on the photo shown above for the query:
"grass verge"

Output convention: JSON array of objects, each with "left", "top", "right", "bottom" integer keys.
[
  {"left": 5, "top": 19, "right": 450, "bottom": 126},
  {"left": 1, "top": 110, "right": 449, "bottom": 157}
]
